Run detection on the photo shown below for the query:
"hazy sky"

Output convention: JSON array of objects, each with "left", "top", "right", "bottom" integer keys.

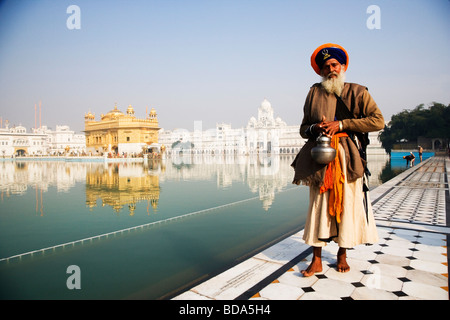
[{"left": 0, "top": 0, "right": 449, "bottom": 133}]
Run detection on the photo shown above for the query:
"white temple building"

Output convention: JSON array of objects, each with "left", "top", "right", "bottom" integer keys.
[
  {"left": 0, "top": 121, "right": 85, "bottom": 157},
  {"left": 0, "top": 124, "right": 47, "bottom": 157},
  {"left": 159, "top": 98, "right": 305, "bottom": 156},
  {"left": 37, "top": 125, "right": 86, "bottom": 156}
]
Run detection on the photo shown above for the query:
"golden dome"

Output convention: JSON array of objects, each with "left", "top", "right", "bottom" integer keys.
[
  {"left": 126, "top": 104, "right": 135, "bottom": 116},
  {"left": 101, "top": 104, "right": 124, "bottom": 121},
  {"left": 84, "top": 111, "right": 95, "bottom": 121},
  {"left": 147, "top": 108, "right": 158, "bottom": 124}
]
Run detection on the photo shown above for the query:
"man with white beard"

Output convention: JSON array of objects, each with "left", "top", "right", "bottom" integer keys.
[
  {"left": 291, "top": 43, "right": 384, "bottom": 276},
  {"left": 321, "top": 63, "right": 346, "bottom": 96}
]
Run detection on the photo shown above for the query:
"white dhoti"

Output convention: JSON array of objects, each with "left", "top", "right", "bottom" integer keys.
[{"left": 302, "top": 145, "right": 379, "bottom": 248}]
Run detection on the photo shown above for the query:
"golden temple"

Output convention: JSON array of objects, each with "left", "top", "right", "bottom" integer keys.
[
  {"left": 84, "top": 104, "right": 160, "bottom": 156},
  {"left": 85, "top": 164, "right": 161, "bottom": 215}
]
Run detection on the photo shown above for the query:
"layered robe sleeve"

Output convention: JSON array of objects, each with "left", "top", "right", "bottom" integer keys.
[{"left": 292, "top": 82, "right": 384, "bottom": 187}]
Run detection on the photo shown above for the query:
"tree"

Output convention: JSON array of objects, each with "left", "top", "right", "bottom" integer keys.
[
  {"left": 379, "top": 102, "right": 450, "bottom": 153},
  {"left": 379, "top": 125, "right": 395, "bottom": 154}
]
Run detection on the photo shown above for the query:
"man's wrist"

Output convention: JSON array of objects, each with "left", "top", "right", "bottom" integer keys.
[{"left": 305, "top": 123, "right": 318, "bottom": 138}]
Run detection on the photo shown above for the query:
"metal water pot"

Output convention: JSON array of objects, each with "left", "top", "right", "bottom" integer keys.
[{"left": 311, "top": 135, "right": 336, "bottom": 164}]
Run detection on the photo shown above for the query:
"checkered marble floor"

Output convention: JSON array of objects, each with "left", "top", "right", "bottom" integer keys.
[
  {"left": 372, "top": 157, "right": 447, "bottom": 226},
  {"left": 249, "top": 227, "right": 448, "bottom": 300},
  {"left": 248, "top": 158, "right": 449, "bottom": 300},
  {"left": 173, "top": 157, "right": 449, "bottom": 300}
]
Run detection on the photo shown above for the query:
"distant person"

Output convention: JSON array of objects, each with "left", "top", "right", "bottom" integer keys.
[
  {"left": 418, "top": 146, "right": 423, "bottom": 162},
  {"left": 403, "top": 152, "right": 415, "bottom": 167},
  {"left": 291, "top": 43, "right": 384, "bottom": 276}
]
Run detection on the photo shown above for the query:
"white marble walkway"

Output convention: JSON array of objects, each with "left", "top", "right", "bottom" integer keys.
[{"left": 173, "top": 157, "right": 449, "bottom": 300}]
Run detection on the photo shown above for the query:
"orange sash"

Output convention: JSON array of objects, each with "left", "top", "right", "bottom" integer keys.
[{"left": 319, "top": 132, "right": 348, "bottom": 223}]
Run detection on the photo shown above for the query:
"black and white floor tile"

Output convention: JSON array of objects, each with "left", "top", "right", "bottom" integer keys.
[
  {"left": 249, "top": 158, "right": 449, "bottom": 300},
  {"left": 250, "top": 227, "right": 448, "bottom": 300},
  {"left": 174, "top": 158, "right": 449, "bottom": 300}
]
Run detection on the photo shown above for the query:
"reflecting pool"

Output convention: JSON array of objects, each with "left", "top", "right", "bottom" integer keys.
[{"left": 0, "top": 153, "right": 428, "bottom": 299}]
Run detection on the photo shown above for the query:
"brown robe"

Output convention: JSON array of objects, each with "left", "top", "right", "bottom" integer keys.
[
  {"left": 292, "top": 82, "right": 384, "bottom": 187},
  {"left": 293, "top": 82, "right": 384, "bottom": 248}
]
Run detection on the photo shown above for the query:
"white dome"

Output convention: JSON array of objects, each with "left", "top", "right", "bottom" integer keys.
[
  {"left": 247, "top": 116, "right": 257, "bottom": 128},
  {"left": 260, "top": 98, "right": 272, "bottom": 111},
  {"left": 275, "top": 117, "right": 287, "bottom": 126}
]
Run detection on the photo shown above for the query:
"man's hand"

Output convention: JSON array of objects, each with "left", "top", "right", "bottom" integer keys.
[{"left": 314, "top": 116, "right": 341, "bottom": 136}]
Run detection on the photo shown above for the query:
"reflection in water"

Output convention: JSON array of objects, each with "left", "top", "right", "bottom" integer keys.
[
  {"left": 35, "top": 186, "right": 43, "bottom": 216},
  {"left": 0, "top": 155, "right": 308, "bottom": 299},
  {"left": 0, "top": 161, "right": 88, "bottom": 195},
  {"left": 160, "top": 155, "right": 296, "bottom": 210},
  {"left": 367, "top": 154, "right": 391, "bottom": 189},
  {"left": 0, "top": 155, "right": 300, "bottom": 212},
  {"left": 0, "top": 154, "right": 396, "bottom": 211},
  {"left": 85, "top": 163, "right": 161, "bottom": 215},
  {"left": 378, "top": 160, "right": 409, "bottom": 183},
  {"left": 0, "top": 154, "right": 412, "bottom": 299}
]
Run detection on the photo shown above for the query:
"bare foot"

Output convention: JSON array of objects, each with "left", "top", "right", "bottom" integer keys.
[
  {"left": 301, "top": 247, "right": 323, "bottom": 277},
  {"left": 301, "top": 258, "right": 323, "bottom": 277},
  {"left": 337, "top": 247, "right": 350, "bottom": 273}
]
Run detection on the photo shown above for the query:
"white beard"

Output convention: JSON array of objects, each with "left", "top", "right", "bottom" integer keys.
[{"left": 321, "top": 69, "right": 346, "bottom": 96}]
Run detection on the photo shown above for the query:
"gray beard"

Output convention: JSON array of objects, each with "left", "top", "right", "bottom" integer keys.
[{"left": 321, "top": 71, "right": 346, "bottom": 96}]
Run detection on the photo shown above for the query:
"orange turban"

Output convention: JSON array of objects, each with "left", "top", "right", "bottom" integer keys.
[{"left": 311, "top": 43, "right": 349, "bottom": 75}]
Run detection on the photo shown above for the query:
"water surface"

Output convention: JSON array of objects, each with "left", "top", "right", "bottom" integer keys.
[
  {"left": 0, "top": 152, "right": 429, "bottom": 299},
  {"left": 0, "top": 156, "right": 306, "bottom": 299}
]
